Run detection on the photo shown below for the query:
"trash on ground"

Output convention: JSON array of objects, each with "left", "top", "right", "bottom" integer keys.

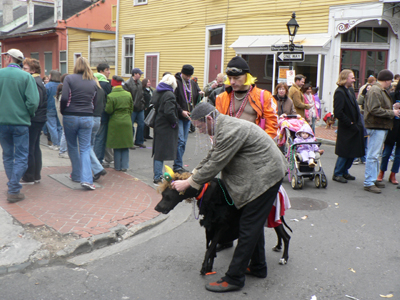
[
  {"left": 290, "top": 219, "right": 299, "bottom": 222},
  {"left": 310, "top": 296, "right": 317, "bottom": 300},
  {"left": 379, "top": 294, "right": 394, "bottom": 298},
  {"left": 301, "top": 215, "right": 308, "bottom": 220},
  {"left": 348, "top": 268, "right": 356, "bottom": 273},
  {"left": 345, "top": 295, "right": 360, "bottom": 300}
]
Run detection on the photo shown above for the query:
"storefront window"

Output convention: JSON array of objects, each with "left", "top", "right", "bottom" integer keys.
[
  {"left": 290, "top": 55, "right": 319, "bottom": 88},
  {"left": 242, "top": 54, "right": 274, "bottom": 91},
  {"left": 341, "top": 27, "right": 388, "bottom": 43}
]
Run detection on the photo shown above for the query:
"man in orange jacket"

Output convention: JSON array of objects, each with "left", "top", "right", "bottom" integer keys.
[{"left": 215, "top": 56, "right": 278, "bottom": 140}]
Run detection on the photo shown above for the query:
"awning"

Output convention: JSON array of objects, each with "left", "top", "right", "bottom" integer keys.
[{"left": 230, "top": 33, "right": 331, "bottom": 55}]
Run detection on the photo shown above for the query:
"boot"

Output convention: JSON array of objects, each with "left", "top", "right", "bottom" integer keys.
[
  {"left": 377, "top": 170, "right": 384, "bottom": 182},
  {"left": 389, "top": 172, "right": 399, "bottom": 185}
]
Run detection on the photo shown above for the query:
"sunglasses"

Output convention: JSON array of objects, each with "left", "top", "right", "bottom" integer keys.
[{"left": 225, "top": 67, "right": 243, "bottom": 74}]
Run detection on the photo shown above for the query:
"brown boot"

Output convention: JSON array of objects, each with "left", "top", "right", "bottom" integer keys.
[
  {"left": 377, "top": 170, "right": 384, "bottom": 182},
  {"left": 389, "top": 172, "right": 398, "bottom": 185}
]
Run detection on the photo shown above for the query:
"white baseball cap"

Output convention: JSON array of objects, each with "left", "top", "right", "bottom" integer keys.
[{"left": 1, "top": 48, "right": 24, "bottom": 61}]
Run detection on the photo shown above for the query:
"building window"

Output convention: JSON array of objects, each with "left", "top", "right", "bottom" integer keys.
[
  {"left": 60, "top": 51, "right": 67, "bottom": 74},
  {"left": 145, "top": 53, "right": 159, "bottom": 87},
  {"left": 209, "top": 29, "right": 223, "bottom": 46},
  {"left": 112, "top": 5, "right": 117, "bottom": 27},
  {"left": 74, "top": 53, "right": 82, "bottom": 66},
  {"left": 134, "top": 0, "right": 147, "bottom": 6},
  {"left": 31, "top": 52, "right": 39, "bottom": 60},
  {"left": 342, "top": 27, "right": 389, "bottom": 43},
  {"left": 122, "top": 35, "right": 135, "bottom": 76}
]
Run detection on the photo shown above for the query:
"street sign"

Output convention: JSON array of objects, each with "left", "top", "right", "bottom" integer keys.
[
  {"left": 276, "top": 51, "right": 305, "bottom": 62},
  {"left": 271, "top": 45, "right": 289, "bottom": 51},
  {"left": 293, "top": 44, "right": 303, "bottom": 50}
]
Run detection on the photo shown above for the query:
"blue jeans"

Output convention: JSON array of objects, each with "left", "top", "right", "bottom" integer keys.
[
  {"left": 59, "top": 131, "right": 67, "bottom": 154},
  {"left": 154, "top": 159, "right": 164, "bottom": 180},
  {"left": 131, "top": 110, "right": 145, "bottom": 145},
  {"left": 63, "top": 115, "right": 94, "bottom": 184},
  {"left": 333, "top": 157, "right": 354, "bottom": 177},
  {"left": 90, "top": 117, "right": 104, "bottom": 175},
  {"left": 114, "top": 148, "right": 129, "bottom": 170},
  {"left": 310, "top": 117, "right": 316, "bottom": 134},
  {"left": 94, "top": 122, "right": 108, "bottom": 163},
  {"left": 173, "top": 119, "right": 191, "bottom": 171},
  {"left": 46, "top": 109, "right": 62, "bottom": 146},
  {"left": 364, "top": 129, "right": 388, "bottom": 187},
  {"left": 0, "top": 125, "right": 29, "bottom": 194},
  {"left": 380, "top": 143, "right": 400, "bottom": 173}
]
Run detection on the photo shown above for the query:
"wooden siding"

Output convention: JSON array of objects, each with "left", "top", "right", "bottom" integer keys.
[
  {"left": 90, "top": 39, "right": 116, "bottom": 67},
  {"left": 117, "top": 0, "right": 378, "bottom": 87},
  {"left": 67, "top": 28, "right": 89, "bottom": 74}
]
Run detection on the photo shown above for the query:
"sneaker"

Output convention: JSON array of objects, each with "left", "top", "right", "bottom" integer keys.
[
  {"left": 49, "top": 145, "right": 60, "bottom": 151},
  {"left": 153, "top": 178, "right": 163, "bottom": 185},
  {"left": 7, "top": 192, "right": 25, "bottom": 203},
  {"left": 34, "top": 180, "right": 40, "bottom": 184},
  {"left": 145, "top": 136, "right": 153, "bottom": 140},
  {"left": 364, "top": 185, "right": 381, "bottom": 194},
  {"left": 101, "top": 162, "right": 110, "bottom": 168},
  {"left": 244, "top": 267, "right": 267, "bottom": 278},
  {"left": 129, "top": 146, "right": 137, "bottom": 150},
  {"left": 353, "top": 159, "right": 361, "bottom": 165},
  {"left": 47, "top": 140, "right": 53, "bottom": 146},
  {"left": 332, "top": 175, "right": 347, "bottom": 183},
  {"left": 174, "top": 168, "right": 189, "bottom": 174},
  {"left": 120, "top": 169, "right": 127, "bottom": 172},
  {"left": 93, "top": 169, "right": 107, "bottom": 181},
  {"left": 343, "top": 174, "right": 356, "bottom": 180},
  {"left": 20, "top": 180, "right": 35, "bottom": 185},
  {"left": 59, "top": 152, "right": 69, "bottom": 159},
  {"left": 375, "top": 181, "right": 385, "bottom": 188},
  {"left": 205, "top": 279, "right": 241, "bottom": 293},
  {"left": 81, "top": 182, "right": 96, "bottom": 190},
  {"left": 134, "top": 144, "right": 146, "bottom": 148}
]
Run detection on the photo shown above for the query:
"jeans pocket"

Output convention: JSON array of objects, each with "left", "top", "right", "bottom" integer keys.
[{"left": 14, "top": 126, "right": 29, "bottom": 136}]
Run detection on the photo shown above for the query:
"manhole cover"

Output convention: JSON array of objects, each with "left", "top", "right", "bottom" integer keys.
[{"left": 290, "top": 197, "right": 328, "bottom": 211}]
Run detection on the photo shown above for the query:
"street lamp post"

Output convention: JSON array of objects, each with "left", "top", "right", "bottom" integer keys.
[{"left": 286, "top": 12, "right": 299, "bottom": 70}]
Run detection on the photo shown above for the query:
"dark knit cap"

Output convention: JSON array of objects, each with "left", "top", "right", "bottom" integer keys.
[
  {"left": 191, "top": 102, "right": 217, "bottom": 121},
  {"left": 181, "top": 64, "right": 194, "bottom": 76},
  {"left": 377, "top": 69, "right": 394, "bottom": 81},
  {"left": 226, "top": 56, "right": 250, "bottom": 76},
  {"left": 111, "top": 75, "right": 124, "bottom": 87}
]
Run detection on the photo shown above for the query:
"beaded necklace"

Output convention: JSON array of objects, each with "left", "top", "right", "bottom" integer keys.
[
  {"left": 181, "top": 74, "right": 192, "bottom": 105},
  {"left": 229, "top": 86, "right": 252, "bottom": 118}
]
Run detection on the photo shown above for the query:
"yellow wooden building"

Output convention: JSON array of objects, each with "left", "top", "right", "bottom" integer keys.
[
  {"left": 67, "top": 27, "right": 115, "bottom": 76},
  {"left": 115, "top": 0, "right": 400, "bottom": 110}
]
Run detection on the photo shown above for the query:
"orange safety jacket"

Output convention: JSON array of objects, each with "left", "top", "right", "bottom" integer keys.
[{"left": 215, "top": 85, "right": 278, "bottom": 139}]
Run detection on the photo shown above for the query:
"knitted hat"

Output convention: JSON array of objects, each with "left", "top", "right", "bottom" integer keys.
[
  {"left": 226, "top": 56, "right": 250, "bottom": 76},
  {"left": 377, "top": 69, "right": 393, "bottom": 81},
  {"left": 181, "top": 64, "right": 194, "bottom": 76},
  {"left": 111, "top": 75, "right": 124, "bottom": 86},
  {"left": 191, "top": 102, "right": 217, "bottom": 121}
]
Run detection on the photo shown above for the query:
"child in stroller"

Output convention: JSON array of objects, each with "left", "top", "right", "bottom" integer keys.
[{"left": 294, "top": 124, "right": 324, "bottom": 168}]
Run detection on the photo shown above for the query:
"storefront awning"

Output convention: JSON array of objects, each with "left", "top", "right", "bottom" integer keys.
[{"left": 230, "top": 33, "right": 331, "bottom": 55}]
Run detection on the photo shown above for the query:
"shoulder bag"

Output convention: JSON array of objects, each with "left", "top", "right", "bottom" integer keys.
[{"left": 259, "top": 90, "right": 266, "bottom": 130}]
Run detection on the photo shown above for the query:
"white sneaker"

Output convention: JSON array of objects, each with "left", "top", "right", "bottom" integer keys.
[
  {"left": 59, "top": 152, "right": 69, "bottom": 159},
  {"left": 49, "top": 145, "right": 60, "bottom": 151}
]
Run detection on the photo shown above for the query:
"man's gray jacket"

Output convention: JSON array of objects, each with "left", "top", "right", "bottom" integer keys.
[
  {"left": 123, "top": 77, "right": 145, "bottom": 112},
  {"left": 188, "top": 114, "right": 287, "bottom": 209}
]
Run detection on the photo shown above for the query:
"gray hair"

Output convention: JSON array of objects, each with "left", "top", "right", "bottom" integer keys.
[{"left": 160, "top": 74, "right": 177, "bottom": 91}]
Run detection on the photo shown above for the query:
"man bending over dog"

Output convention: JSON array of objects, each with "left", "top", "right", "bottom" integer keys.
[{"left": 172, "top": 102, "right": 287, "bottom": 293}]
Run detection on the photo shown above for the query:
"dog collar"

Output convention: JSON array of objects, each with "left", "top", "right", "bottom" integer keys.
[{"left": 196, "top": 183, "right": 209, "bottom": 200}]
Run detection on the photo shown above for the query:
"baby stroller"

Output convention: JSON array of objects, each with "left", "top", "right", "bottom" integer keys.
[{"left": 277, "top": 116, "right": 328, "bottom": 190}]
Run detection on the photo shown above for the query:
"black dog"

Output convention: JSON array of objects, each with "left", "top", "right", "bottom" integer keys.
[{"left": 155, "top": 177, "right": 292, "bottom": 275}]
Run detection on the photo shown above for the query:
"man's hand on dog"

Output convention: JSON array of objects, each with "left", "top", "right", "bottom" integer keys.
[{"left": 172, "top": 180, "right": 190, "bottom": 192}]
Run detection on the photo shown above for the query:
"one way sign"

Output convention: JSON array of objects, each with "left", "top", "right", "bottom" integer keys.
[{"left": 276, "top": 51, "right": 305, "bottom": 62}]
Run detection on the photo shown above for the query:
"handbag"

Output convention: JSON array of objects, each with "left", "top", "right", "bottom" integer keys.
[
  {"left": 144, "top": 104, "right": 156, "bottom": 128},
  {"left": 259, "top": 90, "right": 266, "bottom": 130}
]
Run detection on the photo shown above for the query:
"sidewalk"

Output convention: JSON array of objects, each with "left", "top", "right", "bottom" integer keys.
[
  {"left": 0, "top": 144, "right": 164, "bottom": 274},
  {"left": 314, "top": 125, "right": 337, "bottom": 144}
]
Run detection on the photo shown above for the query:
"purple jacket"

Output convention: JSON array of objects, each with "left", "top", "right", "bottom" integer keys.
[{"left": 294, "top": 124, "right": 319, "bottom": 152}]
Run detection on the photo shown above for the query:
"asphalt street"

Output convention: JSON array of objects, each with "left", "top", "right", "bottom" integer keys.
[{"left": 0, "top": 131, "right": 399, "bottom": 300}]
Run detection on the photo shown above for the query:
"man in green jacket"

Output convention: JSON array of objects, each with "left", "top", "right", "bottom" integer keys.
[
  {"left": 172, "top": 102, "right": 287, "bottom": 293},
  {"left": 0, "top": 49, "right": 39, "bottom": 203}
]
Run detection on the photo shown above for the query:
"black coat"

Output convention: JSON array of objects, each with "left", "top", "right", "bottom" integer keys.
[
  {"left": 31, "top": 76, "right": 47, "bottom": 123},
  {"left": 151, "top": 90, "right": 179, "bottom": 161},
  {"left": 333, "top": 86, "right": 365, "bottom": 158},
  {"left": 174, "top": 72, "right": 201, "bottom": 119},
  {"left": 385, "top": 91, "right": 400, "bottom": 146}
]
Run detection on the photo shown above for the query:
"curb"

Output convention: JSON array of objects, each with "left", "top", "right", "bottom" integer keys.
[
  {"left": 0, "top": 214, "right": 169, "bottom": 275},
  {"left": 316, "top": 137, "right": 336, "bottom": 146}
]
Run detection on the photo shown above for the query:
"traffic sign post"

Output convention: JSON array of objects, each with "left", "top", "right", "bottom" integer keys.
[
  {"left": 271, "top": 45, "right": 289, "bottom": 51},
  {"left": 276, "top": 51, "right": 305, "bottom": 62}
]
